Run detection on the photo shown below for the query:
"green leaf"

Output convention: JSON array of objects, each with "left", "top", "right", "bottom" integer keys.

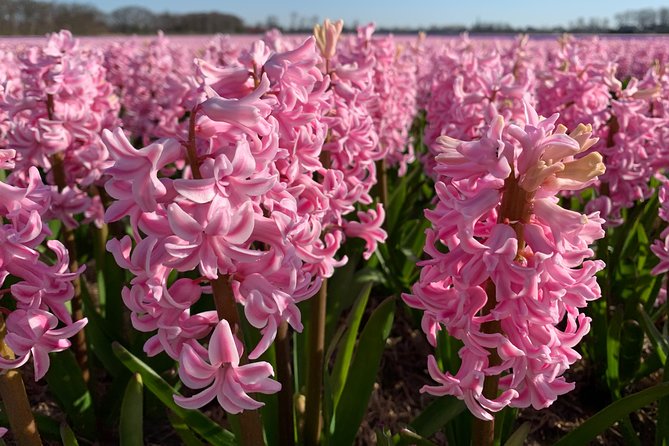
[
  {"left": 641, "top": 274, "right": 665, "bottom": 313},
  {"left": 397, "top": 429, "right": 438, "bottom": 446},
  {"left": 619, "top": 416, "right": 642, "bottom": 446},
  {"left": 45, "top": 350, "right": 96, "bottom": 439},
  {"left": 619, "top": 320, "right": 644, "bottom": 383},
  {"left": 80, "top": 277, "right": 126, "bottom": 377},
  {"left": 553, "top": 382, "right": 669, "bottom": 446},
  {"left": 92, "top": 225, "right": 108, "bottom": 309},
  {"left": 112, "top": 343, "right": 237, "bottom": 446},
  {"left": 329, "top": 282, "right": 372, "bottom": 407},
  {"left": 638, "top": 304, "right": 669, "bottom": 364},
  {"left": 494, "top": 407, "right": 518, "bottom": 446},
  {"left": 330, "top": 297, "right": 396, "bottom": 445},
  {"left": 48, "top": 219, "right": 62, "bottom": 240},
  {"left": 411, "top": 395, "right": 465, "bottom": 438},
  {"left": 386, "top": 170, "right": 409, "bottom": 235},
  {"left": 657, "top": 357, "right": 669, "bottom": 446},
  {"left": 502, "top": 422, "right": 531, "bottom": 446},
  {"left": 60, "top": 422, "right": 79, "bottom": 446},
  {"left": 376, "top": 427, "right": 394, "bottom": 446},
  {"left": 606, "top": 308, "right": 623, "bottom": 397},
  {"left": 120, "top": 373, "right": 144, "bottom": 446},
  {"left": 168, "top": 412, "right": 205, "bottom": 446},
  {"left": 326, "top": 242, "right": 366, "bottom": 339}
]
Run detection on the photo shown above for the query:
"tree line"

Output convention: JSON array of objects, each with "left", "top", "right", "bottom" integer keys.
[
  {"left": 1, "top": 0, "right": 669, "bottom": 36},
  {"left": 0, "top": 1, "right": 246, "bottom": 35}
]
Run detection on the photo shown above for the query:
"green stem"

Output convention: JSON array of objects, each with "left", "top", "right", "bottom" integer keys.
[
  {"left": 471, "top": 173, "right": 532, "bottom": 446},
  {"left": 186, "top": 123, "right": 264, "bottom": 445},
  {"left": 210, "top": 276, "right": 265, "bottom": 446},
  {"left": 276, "top": 321, "right": 295, "bottom": 446},
  {"left": 0, "top": 314, "right": 43, "bottom": 446},
  {"left": 304, "top": 279, "right": 327, "bottom": 446}
]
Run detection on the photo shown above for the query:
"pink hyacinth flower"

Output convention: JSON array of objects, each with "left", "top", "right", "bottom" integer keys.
[
  {"left": 4, "top": 309, "right": 88, "bottom": 380},
  {"left": 173, "top": 319, "right": 281, "bottom": 413}
]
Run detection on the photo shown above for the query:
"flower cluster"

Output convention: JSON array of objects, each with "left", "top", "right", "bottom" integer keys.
[
  {"left": 103, "top": 32, "right": 389, "bottom": 412},
  {"left": 422, "top": 34, "right": 534, "bottom": 176},
  {"left": 338, "top": 24, "right": 418, "bottom": 176},
  {"left": 103, "top": 31, "right": 194, "bottom": 144},
  {"left": 0, "top": 164, "right": 86, "bottom": 380},
  {"left": 404, "top": 101, "right": 606, "bottom": 419},
  {"left": 3, "top": 30, "right": 119, "bottom": 228}
]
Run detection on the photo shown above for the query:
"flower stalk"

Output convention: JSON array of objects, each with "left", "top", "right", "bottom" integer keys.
[
  {"left": 210, "top": 276, "right": 265, "bottom": 446},
  {"left": 0, "top": 314, "right": 42, "bottom": 446},
  {"left": 187, "top": 112, "right": 265, "bottom": 446},
  {"left": 47, "top": 94, "right": 89, "bottom": 385},
  {"left": 276, "top": 321, "right": 295, "bottom": 446},
  {"left": 472, "top": 173, "right": 532, "bottom": 446},
  {"left": 304, "top": 279, "right": 327, "bottom": 446}
]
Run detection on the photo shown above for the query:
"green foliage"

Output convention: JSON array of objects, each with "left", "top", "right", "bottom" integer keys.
[
  {"left": 502, "top": 422, "right": 531, "bottom": 446},
  {"left": 554, "top": 382, "right": 669, "bottom": 446},
  {"left": 329, "top": 297, "right": 396, "bottom": 446},
  {"left": 393, "top": 396, "right": 465, "bottom": 445},
  {"left": 26, "top": 103, "right": 669, "bottom": 446},
  {"left": 45, "top": 350, "right": 96, "bottom": 439},
  {"left": 120, "top": 373, "right": 144, "bottom": 446},
  {"left": 112, "top": 343, "right": 237, "bottom": 445},
  {"left": 60, "top": 422, "right": 80, "bottom": 446}
]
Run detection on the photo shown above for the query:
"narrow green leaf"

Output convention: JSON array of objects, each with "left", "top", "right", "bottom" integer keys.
[
  {"left": 397, "top": 429, "right": 438, "bottom": 446},
  {"left": 386, "top": 170, "right": 409, "bottom": 235},
  {"left": 100, "top": 239, "right": 128, "bottom": 336},
  {"left": 619, "top": 320, "right": 644, "bottom": 383},
  {"left": 638, "top": 304, "right": 669, "bottom": 364},
  {"left": 120, "top": 373, "right": 144, "bottom": 446},
  {"left": 376, "top": 427, "right": 394, "bottom": 446},
  {"left": 606, "top": 308, "right": 623, "bottom": 397},
  {"left": 619, "top": 416, "right": 642, "bottom": 446},
  {"left": 553, "top": 382, "right": 669, "bottom": 446},
  {"left": 656, "top": 357, "right": 669, "bottom": 446},
  {"left": 48, "top": 219, "right": 61, "bottom": 240},
  {"left": 494, "top": 407, "right": 518, "bottom": 446},
  {"left": 330, "top": 282, "right": 372, "bottom": 407},
  {"left": 502, "top": 422, "right": 531, "bottom": 446},
  {"left": 406, "top": 396, "right": 465, "bottom": 440},
  {"left": 112, "top": 343, "right": 237, "bottom": 445},
  {"left": 80, "top": 277, "right": 126, "bottom": 377},
  {"left": 330, "top": 297, "right": 396, "bottom": 445},
  {"left": 92, "top": 225, "right": 108, "bottom": 309},
  {"left": 60, "top": 422, "right": 79, "bottom": 446},
  {"left": 326, "top": 242, "right": 366, "bottom": 339},
  {"left": 641, "top": 273, "right": 664, "bottom": 310},
  {"left": 168, "top": 412, "right": 205, "bottom": 446},
  {"left": 45, "top": 350, "right": 96, "bottom": 439}
]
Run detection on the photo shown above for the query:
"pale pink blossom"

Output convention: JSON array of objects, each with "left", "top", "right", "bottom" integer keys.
[{"left": 173, "top": 320, "right": 280, "bottom": 413}]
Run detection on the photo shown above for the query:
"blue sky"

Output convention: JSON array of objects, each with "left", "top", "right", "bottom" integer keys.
[{"left": 52, "top": 0, "right": 667, "bottom": 28}]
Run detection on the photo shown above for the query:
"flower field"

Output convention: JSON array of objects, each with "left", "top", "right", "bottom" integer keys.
[{"left": 0, "top": 23, "right": 668, "bottom": 445}]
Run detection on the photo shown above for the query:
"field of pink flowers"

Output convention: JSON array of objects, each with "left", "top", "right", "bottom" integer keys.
[{"left": 0, "top": 23, "right": 667, "bottom": 446}]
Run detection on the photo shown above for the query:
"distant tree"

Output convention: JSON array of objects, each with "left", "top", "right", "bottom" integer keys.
[
  {"left": 52, "top": 3, "right": 108, "bottom": 34},
  {"left": 289, "top": 11, "right": 298, "bottom": 31},
  {"left": 156, "top": 12, "right": 244, "bottom": 34},
  {"left": 109, "top": 6, "right": 156, "bottom": 33},
  {"left": 615, "top": 11, "right": 635, "bottom": 29},
  {"left": 636, "top": 8, "right": 657, "bottom": 29},
  {"left": 266, "top": 15, "right": 280, "bottom": 29}
]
